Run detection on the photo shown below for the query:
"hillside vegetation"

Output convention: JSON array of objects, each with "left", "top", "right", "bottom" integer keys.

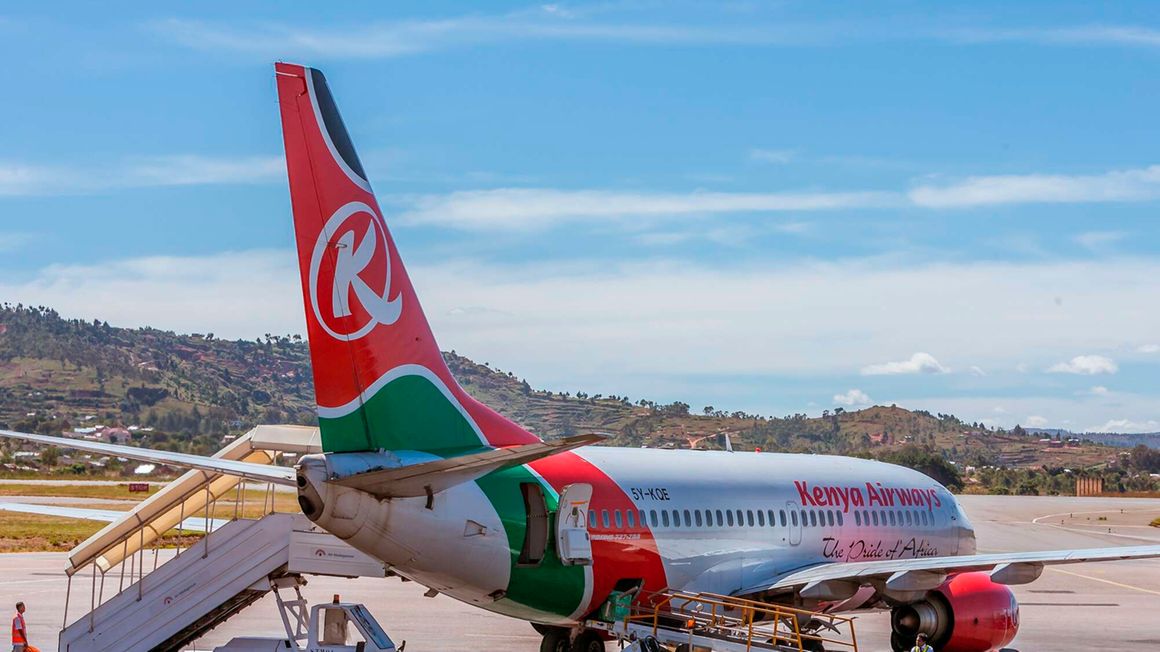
[{"left": 1, "top": 304, "right": 1155, "bottom": 495}]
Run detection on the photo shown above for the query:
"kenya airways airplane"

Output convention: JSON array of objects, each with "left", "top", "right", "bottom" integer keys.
[{"left": 4, "top": 63, "right": 1160, "bottom": 652}]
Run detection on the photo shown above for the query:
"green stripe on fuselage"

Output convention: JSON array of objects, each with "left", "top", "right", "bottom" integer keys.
[
  {"left": 318, "top": 372, "right": 586, "bottom": 618},
  {"left": 476, "top": 466, "right": 587, "bottom": 620}
]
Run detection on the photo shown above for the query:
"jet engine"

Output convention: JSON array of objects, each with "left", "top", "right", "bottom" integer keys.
[{"left": 890, "top": 572, "right": 1019, "bottom": 652}]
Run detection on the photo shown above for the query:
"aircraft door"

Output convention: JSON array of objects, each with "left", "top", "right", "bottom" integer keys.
[
  {"left": 556, "top": 483, "right": 593, "bottom": 566},
  {"left": 786, "top": 500, "right": 802, "bottom": 546}
]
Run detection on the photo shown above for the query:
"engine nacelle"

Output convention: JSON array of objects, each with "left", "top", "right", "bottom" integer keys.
[{"left": 891, "top": 572, "right": 1019, "bottom": 652}]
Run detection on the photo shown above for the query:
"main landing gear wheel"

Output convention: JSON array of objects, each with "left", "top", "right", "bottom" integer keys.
[
  {"left": 571, "top": 629, "right": 606, "bottom": 652},
  {"left": 539, "top": 629, "right": 570, "bottom": 652}
]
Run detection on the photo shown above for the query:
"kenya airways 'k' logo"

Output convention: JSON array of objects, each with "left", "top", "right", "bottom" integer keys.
[{"left": 309, "top": 201, "right": 402, "bottom": 340}]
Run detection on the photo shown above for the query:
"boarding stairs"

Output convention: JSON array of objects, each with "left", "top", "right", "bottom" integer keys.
[
  {"left": 58, "top": 426, "right": 388, "bottom": 652},
  {"left": 588, "top": 590, "right": 860, "bottom": 652}
]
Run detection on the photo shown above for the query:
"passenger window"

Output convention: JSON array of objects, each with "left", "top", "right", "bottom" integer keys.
[
  {"left": 904, "top": 511, "right": 912, "bottom": 526},
  {"left": 801, "top": 510, "right": 809, "bottom": 527},
  {"left": 747, "top": 510, "right": 755, "bottom": 527},
  {"left": 757, "top": 510, "right": 765, "bottom": 527},
  {"left": 614, "top": 510, "right": 623, "bottom": 529},
  {"left": 640, "top": 510, "right": 647, "bottom": 528},
  {"left": 736, "top": 510, "right": 745, "bottom": 526},
  {"left": 672, "top": 510, "right": 681, "bottom": 527},
  {"left": 726, "top": 511, "right": 735, "bottom": 527},
  {"left": 855, "top": 511, "right": 861, "bottom": 526},
  {"left": 601, "top": 510, "right": 610, "bottom": 529},
  {"left": 661, "top": 510, "right": 670, "bottom": 527},
  {"left": 889, "top": 511, "right": 896, "bottom": 527},
  {"left": 871, "top": 511, "right": 879, "bottom": 526},
  {"left": 836, "top": 511, "right": 843, "bottom": 527},
  {"left": 650, "top": 510, "right": 659, "bottom": 527},
  {"left": 827, "top": 511, "right": 835, "bottom": 527},
  {"left": 627, "top": 510, "right": 636, "bottom": 529},
  {"left": 809, "top": 511, "right": 817, "bottom": 527},
  {"left": 791, "top": 511, "right": 798, "bottom": 527},
  {"left": 695, "top": 510, "right": 703, "bottom": 527},
  {"left": 705, "top": 510, "right": 714, "bottom": 526},
  {"left": 767, "top": 509, "right": 776, "bottom": 526},
  {"left": 588, "top": 510, "right": 597, "bottom": 528},
  {"left": 922, "top": 511, "right": 929, "bottom": 527},
  {"left": 684, "top": 509, "right": 692, "bottom": 526},
  {"left": 715, "top": 509, "right": 724, "bottom": 526},
  {"left": 779, "top": 510, "right": 787, "bottom": 527}
]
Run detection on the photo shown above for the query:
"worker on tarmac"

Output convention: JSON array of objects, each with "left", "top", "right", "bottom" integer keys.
[
  {"left": 11, "top": 602, "right": 39, "bottom": 652},
  {"left": 911, "top": 632, "right": 935, "bottom": 652}
]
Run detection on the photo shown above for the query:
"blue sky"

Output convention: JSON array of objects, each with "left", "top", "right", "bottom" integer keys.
[{"left": 1, "top": 1, "right": 1159, "bottom": 433}]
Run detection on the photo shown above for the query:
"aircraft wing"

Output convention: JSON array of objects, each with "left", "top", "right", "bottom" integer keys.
[
  {"left": 740, "top": 545, "right": 1160, "bottom": 596},
  {"left": 0, "top": 502, "right": 226, "bottom": 532},
  {"left": 0, "top": 430, "right": 297, "bottom": 486},
  {"left": 333, "top": 433, "right": 606, "bottom": 498}
]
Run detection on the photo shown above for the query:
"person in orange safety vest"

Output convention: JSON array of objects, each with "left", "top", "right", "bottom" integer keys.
[{"left": 12, "top": 602, "right": 40, "bottom": 652}]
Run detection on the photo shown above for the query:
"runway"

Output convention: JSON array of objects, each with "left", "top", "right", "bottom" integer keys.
[{"left": 3, "top": 495, "right": 1159, "bottom": 651}]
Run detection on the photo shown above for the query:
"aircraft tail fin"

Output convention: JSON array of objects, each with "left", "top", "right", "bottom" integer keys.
[{"left": 275, "top": 63, "right": 540, "bottom": 453}]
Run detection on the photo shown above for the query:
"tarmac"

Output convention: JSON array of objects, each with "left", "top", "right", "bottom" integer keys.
[{"left": 4, "top": 494, "right": 1160, "bottom": 651}]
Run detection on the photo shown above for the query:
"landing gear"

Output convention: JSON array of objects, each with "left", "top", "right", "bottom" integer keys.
[
  {"left": 571, "top": 629, "right": 606, "bottom": 652},
  {"left": 538, "top": 628, "right": 604, "bottom": 652},
  {"left": 539, "top": 629, "right": 570, "bottom": 652}
]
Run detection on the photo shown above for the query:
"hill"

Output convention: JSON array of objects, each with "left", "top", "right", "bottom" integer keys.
[{"left": 0, "top": 304, "right": 1132, "bottom": 479}]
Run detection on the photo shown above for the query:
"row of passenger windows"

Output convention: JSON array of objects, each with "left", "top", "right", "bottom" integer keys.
[{"left": 586, "top": 506, "right": 935, "bottom": 531}]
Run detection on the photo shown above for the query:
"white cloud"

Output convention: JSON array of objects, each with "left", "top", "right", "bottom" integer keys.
[
  {"left": 1047, "top": 355, "right": 1118, "bottom": 375},
  {"left": 1087, "top": 386, "right": 1110, "bottom": 396},
  {"left": 833, "top": 389, "right": 871, "bottom": 407},
  {"left": 861, "top": 352, "right": 948, "bottom": 376},
  {"left": 968, "top": 365, "right": 986, "bottom": 376},
  {"left": 147, "top": 15, "right": 839, "bottom": 60},
  {"left": 7, "top": 251, "right": 1160, "bottom": 394},
  {"left": 908, "top": 165, "right": 1160, "bottom": 208},
  {"left": 1138, "top": 344, "right": 1160, "bottom": 354},
  {"left": 1090, "top": 419, "right": 1160, "bottom": 434},
  {"left": 0, "top": 155, "right": 282, "bottom": 196},
  {"left": 394, "top": 188, "right": 893, "bottom": 231},
  {"left": 941, "top": 25, "right": 1160, "bottom": 49},
  {"left": 0, "top": 251, "right": 302, "bottom": 339},
  {"left": 1074, "top": 230, "right": 1128, "bottom": 250},
  {"left": 0, "top": 232, "right": 34, "bottom": 252},
  {"left": 1025, "top": 415, "right": 1049, "bottom": 428},
  {"left": 749, "top": 149, "right": 796, "bottom": 164}
]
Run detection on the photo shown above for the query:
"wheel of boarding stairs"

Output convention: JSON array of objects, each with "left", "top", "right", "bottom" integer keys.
[
  {"left": 540, "top": 628, "right": 570, "bottom": 652},
  {"left": 571, "top": 629, "right": 606, "bottom": 652}
]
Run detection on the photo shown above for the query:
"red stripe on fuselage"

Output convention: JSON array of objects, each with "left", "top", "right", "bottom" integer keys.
[{"left": 529, "top": 451, "right": 670, "bottom": 617}]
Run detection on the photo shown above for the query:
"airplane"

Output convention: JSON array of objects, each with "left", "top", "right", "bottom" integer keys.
[{"left": 3, "top": 61, "right": 1160, "bottom": 652}]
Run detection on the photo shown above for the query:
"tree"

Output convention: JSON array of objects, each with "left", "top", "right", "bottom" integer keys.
[{"left": 40, "top": 445, "right": 60, "bottom": 467}]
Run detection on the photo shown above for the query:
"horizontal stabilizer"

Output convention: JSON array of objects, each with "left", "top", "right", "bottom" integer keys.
[
  {"left": 0, "top": 502, "right": 226, "bottom": 532},
  {"left": 0, "top": 430, "right": 297, "bottom": 486},
  {"left": 332, "top": 433, "right": 606, "bottom": 498}
]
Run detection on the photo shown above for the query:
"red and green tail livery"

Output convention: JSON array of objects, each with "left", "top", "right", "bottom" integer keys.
[{"left": 276, "top": 63, "right": 539, "bottom": 455}]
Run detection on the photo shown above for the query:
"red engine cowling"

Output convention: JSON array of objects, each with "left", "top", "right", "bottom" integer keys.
[{"left": 891, "top": 572, "right": 1019, "bottom": 652}]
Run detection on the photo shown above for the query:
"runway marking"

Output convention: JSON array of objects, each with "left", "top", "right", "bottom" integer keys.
[
  {"left": 1030, "top": 509, "right": 1160, "bottom": 544},
  {"left": 1050, "top": 567, "right": 1160, "bottom": 597}
]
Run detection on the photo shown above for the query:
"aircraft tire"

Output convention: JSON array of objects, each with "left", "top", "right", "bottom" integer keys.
[
  {"left": 539, "top": 629, "right": 570, "bottom": 652},
  {"left": 570, "top": 629, "right": 606, "bottom": 652}
]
